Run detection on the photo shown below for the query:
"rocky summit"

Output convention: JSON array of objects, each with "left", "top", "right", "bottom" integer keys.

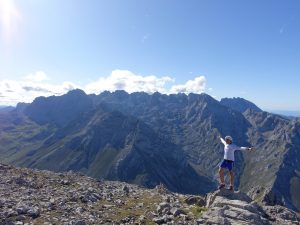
[{"left": 0, "top": 164, "right": 299, "bottom": 225}]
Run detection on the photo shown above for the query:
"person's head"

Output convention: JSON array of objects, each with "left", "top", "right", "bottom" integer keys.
[{"left": 225, "top": 136, "right": 233, "bottom": 144}]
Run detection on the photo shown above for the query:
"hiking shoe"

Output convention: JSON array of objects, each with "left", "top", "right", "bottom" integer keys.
[
  {"left": 229, "top": 185, "right": 234, "bottom": 191},
  {"left": 218, "top": 183, "right": 225, "bottom": 189}
]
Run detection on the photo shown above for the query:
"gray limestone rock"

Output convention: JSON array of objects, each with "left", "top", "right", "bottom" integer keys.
[
  {"left": 27, "top": 207, "right": 40, "bottom": 218},
  {"left": 0, "top": 163, "right": 299, "bottom": 225},
  {"left": 73, "top": 220, "right": 87, "bottom": 225},
  {"left": 184, "top": 195, "right": 206, "bottom": 206}
]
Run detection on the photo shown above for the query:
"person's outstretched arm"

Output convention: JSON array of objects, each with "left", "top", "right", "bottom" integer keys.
[
  {"left": 234, "top": 145, "right": 251, "bottom": 151},
  {"left": 220, "top": 137, "right": 226, "bottom": 145}
]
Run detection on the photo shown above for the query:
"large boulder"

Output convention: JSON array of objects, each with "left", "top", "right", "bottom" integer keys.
[{"left": 198, "top": 189, "right": 300, "bottom": 225}]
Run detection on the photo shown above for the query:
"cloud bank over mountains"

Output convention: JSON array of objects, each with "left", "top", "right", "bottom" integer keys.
[
  {"left": 0, "top": 70, "right": 207, "bottom": 105},
  {"left": 85, "top": 70, "right": 173, "bottom": 94}
]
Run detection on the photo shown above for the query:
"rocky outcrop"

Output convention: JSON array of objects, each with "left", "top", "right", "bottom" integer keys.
[
  {"left": 0, "top": 164, "right": 299, "bottom": 225},
  {"left": 199, "top": 189, "right": 300, "bottom": 225}
]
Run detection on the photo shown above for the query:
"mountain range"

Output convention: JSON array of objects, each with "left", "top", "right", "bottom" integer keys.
[
  {"left": 0, "top": 105, "right": 15, "bottom": 112},
  {"left": 0, "top": 89, "right": 299, "bottom": 212}
]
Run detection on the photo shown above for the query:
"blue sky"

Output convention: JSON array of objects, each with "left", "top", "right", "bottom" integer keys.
[{"left": 0, "top": 0, "right": 300, "bottom": 110}]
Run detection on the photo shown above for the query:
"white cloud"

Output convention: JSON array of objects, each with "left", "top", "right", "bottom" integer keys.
[
  {"left": 170, "top": 76, "right": 206, "bottom": 94},
  {"left": 85, "top": 70, "right": 173, "bottom": 94},
  {"left": 25, "top": 71, "right": 50, "bottom": 82},
  {"left": 0, "top": 70, "right": 208, "bottom": 106},
  {"left": 0, "top": 71, "right": 79, "bottom": 105}
]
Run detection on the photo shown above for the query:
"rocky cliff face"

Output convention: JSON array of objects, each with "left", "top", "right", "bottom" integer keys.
[
  {"left": 24, "top": 89, "right": 93, "bottom": 127},
  {"left": 240, "top": 110, "right": 300, "bottom": 212},
  {"left": 0, "top": 164, "right": 299, "bottom": 225}
]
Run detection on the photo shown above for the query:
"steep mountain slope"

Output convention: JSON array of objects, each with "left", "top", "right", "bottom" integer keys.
[
  {"left": 9, "top": 106, "right": 214, "bottom": 194},
  {"left": 0, "top": 109, "right": 54, "bottom": 162},
  {"left": 240, "top": 110, "right": 300, "bottom": 211},
  {"left": 94, "top": 91, "right": 251, "bottom": 184}
]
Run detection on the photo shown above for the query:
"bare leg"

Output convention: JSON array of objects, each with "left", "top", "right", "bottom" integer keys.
[
  {"left": 229, "top": 171, "right": 234, "bottom": 187},
  {"left": 219, "top": 167, "right": 225, "bottom": 184}
]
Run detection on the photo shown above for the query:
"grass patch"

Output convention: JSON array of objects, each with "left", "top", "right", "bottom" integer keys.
[
  {"left": 103, "top": 193, "right": 162, "bottom": 223},
  {"left": 188, "top": 205, "right": 207, "bottom": 217},
  {"left": 0, "top": 117, "right": 54, "bottom": 164},
  {"left": 88, "top": 146, "right": 119, "bottom": 178}
]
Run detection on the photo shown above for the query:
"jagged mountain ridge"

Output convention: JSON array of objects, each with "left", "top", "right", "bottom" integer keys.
[
  {"left": 93, "top": 91, "right": 251, "bottom": 184},
  {"left": 19, "top": 106, "right": 214, "bottom": 194},
  {"left": 0, "top": 89, "right": 299, "bottom": 212},
  {"left": 25, "top": 89, "right": 93, "bottom": 127}
]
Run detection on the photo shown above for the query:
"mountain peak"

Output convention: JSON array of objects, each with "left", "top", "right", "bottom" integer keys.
[
  {"left": 24, "top": 89, "right": 93, "bottom": 127},
  {"left": 220, "top": 97, "right": 262, "bottom": 113},
  {"left": 66, "top": 88, "right": 87, "bottom": 96}
]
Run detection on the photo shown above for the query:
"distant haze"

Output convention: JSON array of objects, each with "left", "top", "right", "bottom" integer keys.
[{"left": 269, "top": 110, "right": 300, "bottom": 117}]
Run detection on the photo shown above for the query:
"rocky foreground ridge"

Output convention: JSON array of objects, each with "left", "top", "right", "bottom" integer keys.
[{"left": 0, "top": 164, "right": 299, "bottom": 225}]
